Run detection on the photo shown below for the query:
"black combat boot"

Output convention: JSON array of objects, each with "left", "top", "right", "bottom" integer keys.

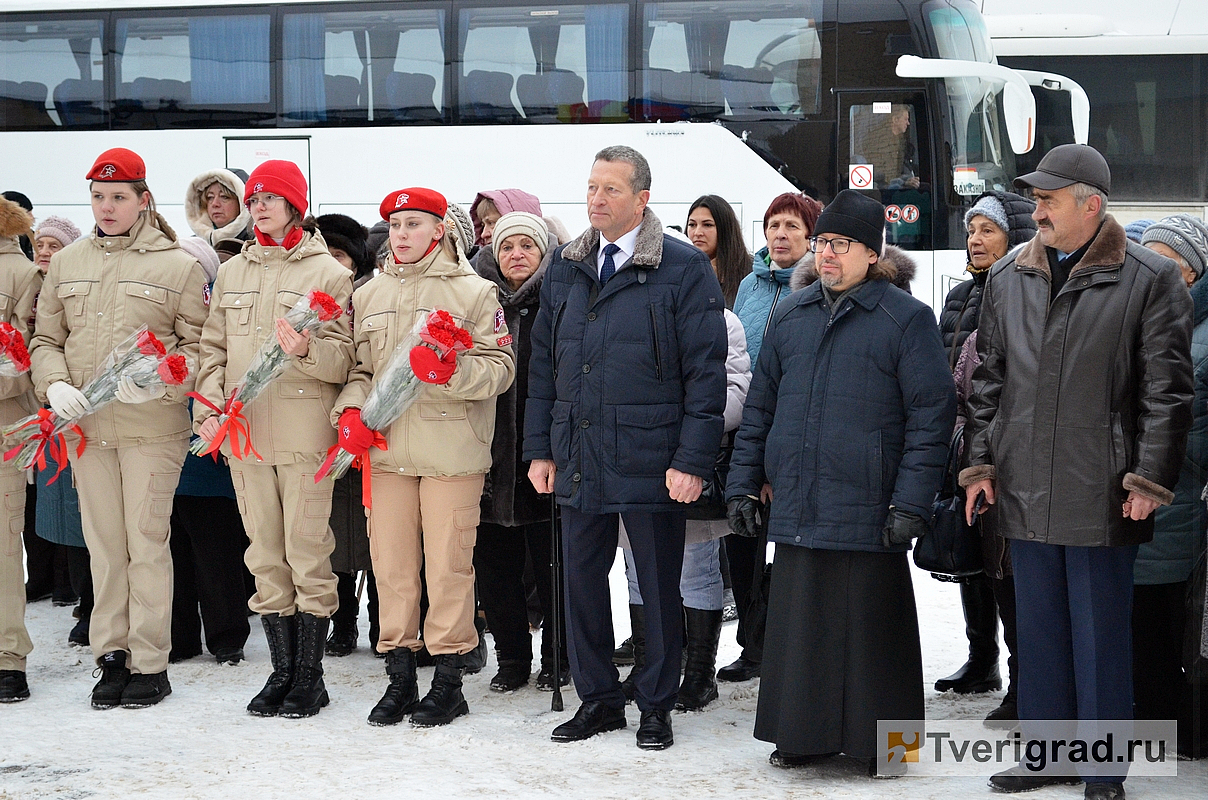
[
  {"left": 91, "top": 650, "right": 131, "bottom": 710},
  {"left": 0, "top": 670, "right": 30, "bottom": 702},
  {"left": 367, "top": 648, "right": 419, "bottom": 726},
  {"left": 247, "top": 613, "right": 295, "bottom": 717},
  {"left": 620, "top": 604, "right": 646, "bottom": 703},
  {"left": 279, "top": 612, "right": 330, "bottom": 718},
  {"left": 410, "top": 653, "right": 469, "bottom": 727},
  {"left": 121, "top": 672, "right": 172, "bottom": 707},
  {"left": 935, "top": 576, "right": 1001, "bottom": 693},
  {"left": 675, "top": 607, "right": 722, "bottom": 711}
]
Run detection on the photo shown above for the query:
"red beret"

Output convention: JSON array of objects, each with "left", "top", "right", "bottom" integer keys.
[
  {"left": 86, "top": 148, "right": 146, "bottom": 182},
  {"left": 244, "top": 160, "right": 308, "bottom": 217},
  {"left": 380, "top": 187, "right": 447, "bottom": 221}
]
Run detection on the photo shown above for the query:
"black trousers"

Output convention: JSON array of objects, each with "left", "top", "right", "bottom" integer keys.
[
  {"left": 724, "top": 513, "right": 769, "bottom": 662},
  {"left": 561, "top": 506, "right": 685, "bottom": 711},
  {"left": 474, "top": 520, "right": 565, "bottom": 666},
  {"left": 65, "top": 544, "right": 93, "bottom": 619},
  {"left": 170, "top": 495, "right": 252, "bottom": 655}
]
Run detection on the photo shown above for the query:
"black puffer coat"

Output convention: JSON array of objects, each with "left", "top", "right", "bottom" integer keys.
[
  {"left": 960, "top": 216, "right": 1194, "bottom": 547},
  {"left": 938, "top": 191, "right": 1037, "bottom": 365}
]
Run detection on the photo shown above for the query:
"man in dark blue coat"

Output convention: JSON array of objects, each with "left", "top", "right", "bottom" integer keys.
[
  {"left": 727, "top": 190, "right": 955, "bottom": 771},
  {"left": 524, "top": 145, "right": 727, "bottom": 750}
]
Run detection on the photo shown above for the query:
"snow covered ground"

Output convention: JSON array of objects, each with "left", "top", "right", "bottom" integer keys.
[{"left": 4, "top": 552, "right": 1206, "bottom": 800}]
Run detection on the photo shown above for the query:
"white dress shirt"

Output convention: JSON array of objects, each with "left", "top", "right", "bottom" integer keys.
[{"left": 595, "top": 225, "right": 641, "bottom": 279}]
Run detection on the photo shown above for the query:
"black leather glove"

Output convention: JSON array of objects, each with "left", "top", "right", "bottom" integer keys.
[
  {"left": 727, "top": 496, "right": 761, "bottom": 538},
  {"left": 881, "top": 507, "right": 929, "bottom": 547}
]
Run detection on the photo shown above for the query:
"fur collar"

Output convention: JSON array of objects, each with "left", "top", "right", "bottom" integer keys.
[
  {"left": 0, "top": 196, "right": 32, "bottom": 240},
  {"left": 561, "top": 208, "right": 664, "bottom": 267},
  {"left": 1014, "top": 215, "right": 1127, "bottom": 278},
  {"left": 185, "top": 168, "right": 252, "bottom": 243},
  {"left": 789, "top": 244, "right": 917, "bottom": 293}
]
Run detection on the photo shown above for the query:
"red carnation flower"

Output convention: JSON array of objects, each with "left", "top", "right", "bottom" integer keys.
[
  {"left": 0, "top": 322, "right": 30, "bottom": 374},
  {"left": 136, "top": 330, "right": 167, "bottom": 357},
  {"left": 157, "top": 353, "right": 189, "bottom": 385},
  {"left": 308, "top": 291, "right": 344, "bottom": 322},
  {"left": 419, "top": 310, "right": 474, "bottom": 356}
]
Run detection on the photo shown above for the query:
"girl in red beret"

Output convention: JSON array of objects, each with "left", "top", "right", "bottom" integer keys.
[
  {"left": 28, "top": 147, "right": 210, "bottom": 708},
  {"left": 193, "top": 159, "right": 354, "bottom": 719},
  {"left": 332, "top": 187, "right": 514, "bottom": 726}
]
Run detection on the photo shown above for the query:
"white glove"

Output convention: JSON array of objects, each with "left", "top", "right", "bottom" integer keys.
[
  {"left": 47, "top": 381, "right": 93, "bottom": 419},
  {"left": 115, "top": 375, "right": 167, "bottom": 404}
]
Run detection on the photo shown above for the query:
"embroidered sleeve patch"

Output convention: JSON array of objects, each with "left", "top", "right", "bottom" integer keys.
[
  {"left": 496, "top": 334, "right": 513, "bottom": 347},
  {"left": 203, "top": 283, "right": 212, "bottom": 307},
  {"left": 494, "top": 307, "right": 505, "bottom": 333}
]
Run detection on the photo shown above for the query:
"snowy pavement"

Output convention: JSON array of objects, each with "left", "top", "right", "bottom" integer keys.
[{"left": 4, "top": 552, "right": 1206, "bottom": 799}]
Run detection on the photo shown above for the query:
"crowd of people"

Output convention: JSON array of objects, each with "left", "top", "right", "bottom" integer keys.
[{"left": 1, "top": 141, "right": 1207, "bottom": 797}]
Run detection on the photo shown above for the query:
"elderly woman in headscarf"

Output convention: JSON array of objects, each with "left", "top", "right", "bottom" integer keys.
[{"left": 184, "top": 168, "right": 252, "bottom": 245}]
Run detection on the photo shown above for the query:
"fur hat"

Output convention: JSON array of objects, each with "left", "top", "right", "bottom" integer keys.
[
  {"left": 244, "top": 160, "right": 308, "bottom": 217},
  {"left": 380, "top": 187, "right": 446, "bottom": 221},
  {"left": 492, "top": 213, "right": 549, "bottom": 263},
  {"left": 33, "top": 215, "right": 80, "bottom": 249},
  {"left": 87, "top": 148, "right": 145, "bottom": 182},
  {"left": 178, "top": 236, "right": 220, "bottom": 284},
  {"left": 316, "top": 214, "right": 371, "bottom": 274},
  {"left": 813, "top": 190, "right": 885, "bottom": 257},
  {"left": 1142, "top": 214, "right": 1208, "bottom": 279},
  {"left": 0, "top": 196, "right": 33, "bottom": 240},
  {"left": 2, "top": 191, "right": 31, "bottom": 211}
]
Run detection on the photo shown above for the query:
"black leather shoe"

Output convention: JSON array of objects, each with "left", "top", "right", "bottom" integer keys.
[
  {"left": 325, "top": 622, "right": 358, "bottom": 657},
  {"left": 769, "top": 750, "right": 836, "bottom": 768},
  {"left": 1084, "top": 783, "right": 1125, "bottom": 800},
  {"left": 716, "top": 655, "right": 760, "bottom": 682},
  {"left": 635, "top": 709, "right": 674, "bottom": 750},
  {"left": 989, "top": 766, "right": 1082, "bottom": 793},
  {"left": 121, "top": 672, "right": 172, "bottom": 707},
  {"left": 984, "top": 695, "right": 1018, "bottom": 729},
  {"left": 551, "top": 701, "right": 627, "bottom": 742},
  {"left": 934, "top": 657, "right": 1001, "bottom": 694},
  {"left": 0, "top": 670, "right": 30, "bottom": 702},
  {"left": 214, "top": 647, "right": 244, "bottom": 665}
]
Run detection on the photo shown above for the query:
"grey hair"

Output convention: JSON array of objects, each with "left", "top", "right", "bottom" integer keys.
[
  {"left": 593, "top": 145, "right": 652, "bottom": 193},
  {"left": 1070, "top": 182, "right": 1108, "bottom": 220}
]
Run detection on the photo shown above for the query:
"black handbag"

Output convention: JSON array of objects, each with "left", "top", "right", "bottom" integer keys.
[
  {"left": 685, "top": 433, "right": 733, "bottom": 521},
  {"left": 914, "top": 426, "right": 984, "bottom": 580}
]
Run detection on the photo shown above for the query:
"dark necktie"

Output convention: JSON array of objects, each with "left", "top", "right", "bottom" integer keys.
[{"left": 600, "top": 242, "right": 620, "bottom": 283}]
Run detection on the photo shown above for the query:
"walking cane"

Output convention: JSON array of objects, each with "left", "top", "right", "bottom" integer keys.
[{"left": 549, "top": 492, "right": 565, "bottom": 712}]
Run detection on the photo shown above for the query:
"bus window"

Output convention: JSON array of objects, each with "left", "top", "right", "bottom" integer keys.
[
  {"left": 283, "top": 7, "right": 446, "bottom": 126},
  {"left": 114, "top": 13, "right": 271, "bottom": 129},
  {"left": 924, "top": 0, "right": 992, "bottom": 63},
  {"left": 640, "top": 0, "right": 822, "bottom": 121},
  {"left": 845, "top": 99, "right": 930, "bottom": 250},
  {"left": 0, "top": 16, "right": 103, "bottom": 130},
  {"left": 457, "top": 4, "right": 627, "bottom": 124},
  {"left": 850, "top": 104, "right": 919, "bottom": 191}
]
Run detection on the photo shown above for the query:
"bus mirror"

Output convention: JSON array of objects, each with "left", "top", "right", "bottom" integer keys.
[
  {"left": 1012, "top": 69, "right": 1091, "bottom": 145},
  {"left": 896, "top": 55, "right": 1037, "bottom": 154}
]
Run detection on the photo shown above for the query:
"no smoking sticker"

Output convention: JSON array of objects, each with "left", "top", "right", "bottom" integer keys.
[{"left": 849, "top": 164, "right": 873, "bottom": 189}]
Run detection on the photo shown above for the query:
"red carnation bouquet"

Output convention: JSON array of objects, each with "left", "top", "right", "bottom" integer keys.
[
  {"left": 2, "top": 327, "right": 191, "bottom": 480},
  {"left": 190, "top": 289, "right": 343, "bottom": 460},
  {"left": 0, "top": 322, "right": 31, "bottom": 377},
  {"left": 315, "top": 309, "right": 473, "bottom": 489}
]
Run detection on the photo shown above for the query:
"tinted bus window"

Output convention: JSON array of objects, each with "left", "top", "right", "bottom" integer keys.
[
  {"left": 113, "top": 13, "right": 272, "bottom": 129},
  {"left": 458, "top": 4, "right": 628, "bottom": 123},
  {"left": 640, "top": 0, "right": 823, "bottom": 121},
  {"left": 924, "top": 0, "right": 991, "bottom": 63},
  {"left": 283, "top": 6, "right": 446, "bottom": 125},
  {"left": 0, "top": 16, "right": 104, "bottom": 129}
]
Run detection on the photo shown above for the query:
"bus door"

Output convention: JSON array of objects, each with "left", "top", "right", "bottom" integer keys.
[
  {"left": 837, "top": 91, "right": 931, "bottom": 252},
  {"left": 225, "top": 136, "right": 313, "bottom": 210}
]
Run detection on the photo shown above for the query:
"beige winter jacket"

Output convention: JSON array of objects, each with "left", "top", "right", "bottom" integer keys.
[
  {"left": 30, "top": 214, "right": 208, "bottom": 447},
  {"left": 334, "top": 242, "right": 514, "bottom": 477},
  {"left": 194, "top": 230, "right": 354, "bottom": 464},
  {"left": 0, "top": 238, "right": 41, "bottom": 427}
]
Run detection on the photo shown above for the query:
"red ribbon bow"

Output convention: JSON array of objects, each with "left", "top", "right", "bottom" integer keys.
[
  {"left": 3, "top": 408, "right": 85, "bottom": 484},
  {"left": 187, "top": 392, "right": 262, "bottom": 462},
  {"left": 314, "top": 431, "right": 388, "bottom": 508}
]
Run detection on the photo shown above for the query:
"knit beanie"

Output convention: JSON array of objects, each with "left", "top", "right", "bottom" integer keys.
[
  {"left": 178, "top": 236, "right": 221, "bottom": 284},
  {"left": 1142, "top": 214, "right": 1208, "bottom": 279},
  {"left": 445, "top": 203, "right": 476, "bottom": 256},
  {"left": 813, "top": 190, "right": 886, "bottom": 257},
  {"left": 492, "top": 212, "right": 549, "bottom": 263},
  {"left": 1125, "top": 219, "right": 1154, "bottom": 244},
  {"left": 366, "top": 221, "right": 389, "bottom": 262},
  {"left": 316, "top": 214, "right": 370, "bottom": 272},
  {"left": 244, "top": 160, "right": 308, "bottom": 217},
  {"left": 963, "top": 195, "right": 1009, "bottom": 236},
  {"left": 34, "top": 215, "right": 81, "bottom": 249}
]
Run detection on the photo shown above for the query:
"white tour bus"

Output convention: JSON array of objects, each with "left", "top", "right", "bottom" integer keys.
[{"left": 0, "top": 0, "right": 1081, "bottom": 311}]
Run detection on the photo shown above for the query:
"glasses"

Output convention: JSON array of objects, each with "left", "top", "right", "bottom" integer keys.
[
  {"left": 245, "top": 193, "right": 284, "bottom": 209},
  {"left": 809, "top": 236, "right": 856, "bottom": 254}
]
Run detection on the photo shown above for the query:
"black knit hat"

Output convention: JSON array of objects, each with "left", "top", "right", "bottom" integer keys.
[
  {"left": 316, "top": 214, "right": 371, "bottom": 276},
  {"left": 813, "top": 190, "right": 885, "bottom": 257}
]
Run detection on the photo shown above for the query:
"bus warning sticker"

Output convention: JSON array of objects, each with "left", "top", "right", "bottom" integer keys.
[{"left": 849, "top": 164, "right": 874, "bottom": 189}]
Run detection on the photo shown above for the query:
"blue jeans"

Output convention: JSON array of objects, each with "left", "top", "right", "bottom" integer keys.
[{"left": 625, "top": 536, "right": 723, "bottom": 610}]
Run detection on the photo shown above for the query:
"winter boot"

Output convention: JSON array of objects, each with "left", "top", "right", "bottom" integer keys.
[
  {"left": 536, "top": 659, "right": 571, "bottom": 691},
  {"left": 0, "top": 670, "right": 30, "bottom": 702},
  {"left": 279, "top": 612, "right": 330, "bottom": 718},
  {"left": 463, "top": 614, "right": 488, "bottom": 675},
  {"left": 121, "top": 672, "right": 172, "bottom": 707},
  {"left": 675, "top": 607, "right": 723, "bottom": 711},
  {"left": 490, "top": 658, "right": 531, "bottom": 692},
  {"left": 367, "top": 648, "right": 419, "bottom": 726},
  {"left": 247, "top": 613, "right": 295, "bottom": 717},
  {"left": 935, "top": 576, "right": 1001, "bottom": 693},
  {"left": 410, "top": 653, "right": 469, "bottom": 727},
  {"left": 90, "top": 650, "right": 131, "bottom": 709},
  {"left": 612, "top": 636, "right": 635, "bottom": 666},
  {"left": 326, "top": 572, "right": 359, "bottom": 657},
  {"left": 620, "top": 604, "right": 646, "bottom": 703}
]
